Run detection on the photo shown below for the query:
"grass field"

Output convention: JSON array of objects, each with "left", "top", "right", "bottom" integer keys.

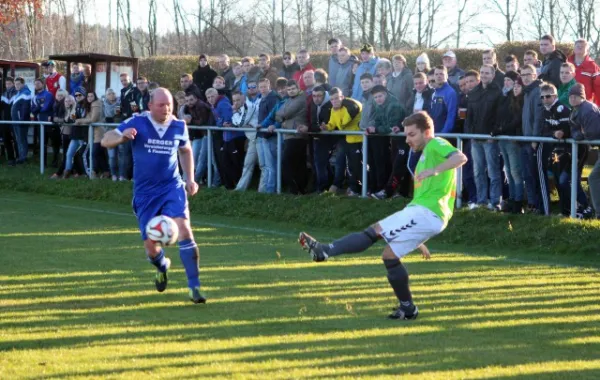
[{"left": 1, "top": 192, "right": 600, "bottom": 379}]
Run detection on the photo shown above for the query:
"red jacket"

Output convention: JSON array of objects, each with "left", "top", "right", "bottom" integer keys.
[
  {"left": 293, "top": 62, "right": 316, "bottom": 91},
  {"left": 568, "top": 54, "right": 600, "bottom": 105}
]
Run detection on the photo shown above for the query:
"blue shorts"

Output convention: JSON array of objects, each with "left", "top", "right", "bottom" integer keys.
[{"left": 133, "top": 186, "right": 189, "bottom": 240}]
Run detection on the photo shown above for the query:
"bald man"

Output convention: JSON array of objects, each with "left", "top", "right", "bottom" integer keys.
[{"left": 102, "top": 88, "right": 206, "bottom": 304}]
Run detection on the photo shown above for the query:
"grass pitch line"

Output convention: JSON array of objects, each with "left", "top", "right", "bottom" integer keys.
[{"left": 0, "top": 196, "right": 594, "bottom": 270}]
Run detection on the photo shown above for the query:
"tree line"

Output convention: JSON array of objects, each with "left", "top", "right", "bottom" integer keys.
[{"left": 1, "top": 0, "right": 599, "bottom": 60}]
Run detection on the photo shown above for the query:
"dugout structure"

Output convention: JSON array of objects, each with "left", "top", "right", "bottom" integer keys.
[
  {"left": 0, "top": 60, "right": 40, "bottom": 93},
  {"left": 48, "top": 53, "right": 139, "bottom": 98}
]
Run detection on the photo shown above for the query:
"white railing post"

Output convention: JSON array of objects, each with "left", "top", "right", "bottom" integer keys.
[
  {"left": 207, "top": 129, "right": 213, "bottom": 188},
  {"left": 276, "top": 131, "right": 282, "bottom": 194},
  {"left": 39, "top": 124, "right": 45, "bottom": 175},
  {"left": 361, "top": 135, "right": 368, "bottom": 198},
  {"left": 570, "top": 141, "right": 579, "bottom": 218},
  {"left": 88, "top": 125, "right": 94, "bottom": 179},
  {"left": 456, "top": 137, "right": 463, "bottom": 209}
]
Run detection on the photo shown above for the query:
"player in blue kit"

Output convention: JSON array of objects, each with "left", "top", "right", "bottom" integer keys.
[{"left": 101, "top": 88, "right": 205, "bottom": 304}]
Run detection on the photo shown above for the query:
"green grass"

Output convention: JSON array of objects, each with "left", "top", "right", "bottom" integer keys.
[
  {"left": 3, "top": 164, "right": 600, "bottom": 257},
  {"left": 1, "top": 192, "right": 600, "bottom": 379}
]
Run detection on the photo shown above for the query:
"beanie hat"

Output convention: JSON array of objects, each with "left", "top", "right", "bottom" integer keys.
[
  {"left": 504, "top": 71, "right": 520, "bottom": 83},
  {"left": 569, "top": 83, "right": 586, "bottom": 98},
  {"left": 415, "top": 52, "right": 430, "bottom": 66}
]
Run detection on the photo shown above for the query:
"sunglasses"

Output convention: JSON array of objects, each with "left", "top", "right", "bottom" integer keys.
[
  {"left": 248, "top": 85, "right": 257, "bottom": 89},
  {"left": 75, "top": 94, "right": 84, "bottom": 97},
  {"left": 283, "top": 57, "right": 291, "bottom": 60},
  {"left": 540, "top": 94, "right": 556, "bottom": 99}
]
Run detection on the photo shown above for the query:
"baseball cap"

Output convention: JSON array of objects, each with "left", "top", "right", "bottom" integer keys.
[{"left": 443, "top": 51, "right": 456, "bottom": 59}]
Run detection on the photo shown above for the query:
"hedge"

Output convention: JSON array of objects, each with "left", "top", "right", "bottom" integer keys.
[
  {"left": 139, "top": 41, "right": 575, "bottom": 91},
  {"left": 2, "top": 165, "right": 600, "bottom": 258}
]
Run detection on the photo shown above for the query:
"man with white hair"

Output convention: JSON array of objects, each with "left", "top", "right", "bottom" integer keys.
[{"left": 442, "top": 51, "right": 465, "bottom": 89}]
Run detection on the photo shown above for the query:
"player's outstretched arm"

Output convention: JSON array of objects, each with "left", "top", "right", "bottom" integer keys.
[
  {"left": 415, "top": 151, "right": 468, "bottom": 182},
  {"left": 101, "top": 129, "right": 135, "bottom": 149}
]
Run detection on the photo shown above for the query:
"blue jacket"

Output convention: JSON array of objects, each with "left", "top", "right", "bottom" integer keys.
[
  {"left": 351, "top": 57, "right": 380, "bottom": 100},
  {"left": 69, "top": 73, "right": 84, "bottom": 95},
  {"left": 212, "top": 95, "right": 242, "bottom": 142},
  {"left": 257, "top": 90, "right": 281, "bottom": 138},
  {"left": 261, "top": 97, "right": 288, "bottom": 130},
  {"left": 11, "top": 86, "right": 32, "bottom": 122},
  {"left": 429, "top": 82, "right": 458, "bottom": 133},
  {"left": 32, "top": 89, "right": 55, "bottom": 122}
]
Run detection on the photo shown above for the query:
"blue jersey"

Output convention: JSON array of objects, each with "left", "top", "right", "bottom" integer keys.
[{"left": 117, "top": 112, "right": 188, "bottom": 197}]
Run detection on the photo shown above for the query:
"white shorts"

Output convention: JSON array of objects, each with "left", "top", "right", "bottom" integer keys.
[{"left": 378, "top": 205, "right": 445, "bottom": 258}]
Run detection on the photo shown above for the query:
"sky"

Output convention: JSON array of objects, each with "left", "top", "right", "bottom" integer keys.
[{"left": 68, "top": 0, "right": 577, "bottom": 50}]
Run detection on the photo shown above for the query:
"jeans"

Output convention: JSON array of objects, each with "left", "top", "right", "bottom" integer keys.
[
  {"left": 12, "top": 125, "right": 29, "bottom": 161},
  {"left": 236, "top": 138, "right": 258, "bottom": 191},
  {"left": 65, "top": 139, "right": 84, "bottom": 171},
  {"left": 312, "top": 136, "right": 335, "bottom": 192},
  {"left": 118, "top": 141, "right": 132, "bottom": 179},
  {"left": 108, "top": 148, "right": 118, "bottom": 176},
  {"left": 194, "top": 137, "right": 221, "bottom": 186},
  {"left": 257, "top": 137, "right": 277, "bottom": 193},
  {"left": 471, "top": 140, "right": 502, "bottom": 205},
  {"left": 461, "top": 140, "right": 477, "bottom": 203},
  {"left": 498, "top": 140, "right": 524, "bottom": 202},
  {"left": 520, "top": 144, "right": 538, "bottom": 207},
  {"left": 332, "top": 139, "right": 347, "bottom": 189}
]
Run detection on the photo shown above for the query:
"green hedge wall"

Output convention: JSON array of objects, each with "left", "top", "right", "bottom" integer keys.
[{"left": 139, "top": 41, "right": 575, "bottom": 91}]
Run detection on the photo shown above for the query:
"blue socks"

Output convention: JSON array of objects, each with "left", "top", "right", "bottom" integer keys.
[
  {"left": 149, "top": 249, "right": 169, "bottom": 273},
  {"left": 179, "top": 239, "right": 201, "bottom": 289}
]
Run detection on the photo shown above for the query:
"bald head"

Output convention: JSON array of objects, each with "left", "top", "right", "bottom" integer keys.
[{"left": 149, "top": 88, "right": 173, "bottom": 123}]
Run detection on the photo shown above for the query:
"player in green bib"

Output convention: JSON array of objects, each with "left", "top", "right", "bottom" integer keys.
[{"left": 299, "top": 111, "right": 467, "bottom": 320}]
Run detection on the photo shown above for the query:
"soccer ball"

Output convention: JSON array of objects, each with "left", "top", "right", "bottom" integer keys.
[{"left": 146, "top": 215, "right": 179, "bottom": 246}]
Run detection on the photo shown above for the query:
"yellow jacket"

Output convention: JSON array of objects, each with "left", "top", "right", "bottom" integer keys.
[{"left": 325, "top": 98, "right": 363, "bottom": 143}]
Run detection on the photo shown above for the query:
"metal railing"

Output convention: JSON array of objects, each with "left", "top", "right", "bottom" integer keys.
[{"left": 2, "top": 120, "right": 600, "bottom": 219}]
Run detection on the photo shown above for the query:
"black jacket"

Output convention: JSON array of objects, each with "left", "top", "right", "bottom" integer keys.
[
  {"left": 279, "top": 62, "right": 300, "bottom": 80},
  {"left": 309, "top": 99, "right": 333, "bottom": 133},
  {"left": 493, "top": 91, "right": 522, "bottom": 136},
  {"left": 406, "top": 86, "right": 434, "bottom": 114},
  {"left": 1, "top": 87, "right": 16, "bottom": 121},
  {"left": 540, "top": 50, "right": 567, "bottom": 88},
  {"left": 465, "top": 82, "right": 502, "bottom": 134},
  {"left": 193, "top": 64, "right": 218, "bottom": 101},
  {"left": 493, "top": 65, "right": 506, "bottom": 89},
  {"left": 542, "top": 100, "right": 571, "bottom": 138},
  {"left": 569, "top": 100, "right": 600, "bottom": 141},
  {"left": 120, "top": 83, "right": 142, "bottom": 118}
]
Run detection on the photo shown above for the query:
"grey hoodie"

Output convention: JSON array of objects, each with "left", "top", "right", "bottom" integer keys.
[
  {"left": 359, "top": 90, "right": 375, "bottom": 131},
  {"left": 522, "top": 79, "right": 543, "bottom": 136},
  {"left": 330, "top": 59, "right": 355, "bottom": 97},
  {"left": 387, "top": 67, "right": 413, "bottom": 107}
]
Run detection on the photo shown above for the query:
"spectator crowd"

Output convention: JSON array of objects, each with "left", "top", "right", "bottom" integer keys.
[{"left": 2, "top": 35, "right": 600, "bottom": 219}]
